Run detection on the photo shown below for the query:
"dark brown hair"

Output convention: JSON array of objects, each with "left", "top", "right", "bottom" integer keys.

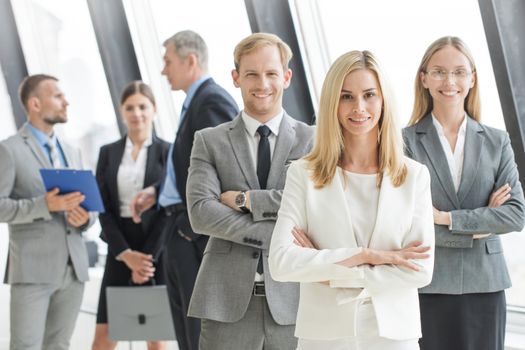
[
  {"left": 18, "top": 74, "right": 58, "bottom": 112},
  {"left": 120, "top": 81, "right": 156, "bottom": 107}
]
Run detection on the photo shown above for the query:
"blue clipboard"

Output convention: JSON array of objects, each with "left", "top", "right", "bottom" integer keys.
[{"left": 39, "top": 169, "right": 105, "bottom": 213}]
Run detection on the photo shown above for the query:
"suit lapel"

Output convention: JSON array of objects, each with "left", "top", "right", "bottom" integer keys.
[
  {"left": 417, "top": 116, "right": 460, "bottom": 208},
  {"left": 457, "top": 117, "right": 484, "bottom": 204},
  {"left": 228, "top": 116, "right": 260, "bottom": 189},
  {"left": 60, "top": 141, "right": 76, "bottom": 169},
  {"left": 144, "top": 135, "right": 159, "bottom": 188},
  {"left": 108, "top": 138, "right": 126, "bottom": 213},
  {"left": 19, "top": 123, "right": 51, "bottom": 168},
  {"left": 368, "top": 173, "right": 393, "bottom": 248},
  {"left": 332, "top": 168, "right": 359, "bottom": 247},
  {"left": 266, "top": 114, "right": 295, "bottom": 189},
  {"left": 176, "top": 78, "right": 213, "bottom": 141}
]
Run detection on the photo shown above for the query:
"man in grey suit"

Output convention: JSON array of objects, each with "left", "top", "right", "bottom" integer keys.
[
  {"left": 0, "top": 74, "right": 94, "bottom": 350},
  {"left": 186, "top": 33, "right": 314, "bottom": 349}
]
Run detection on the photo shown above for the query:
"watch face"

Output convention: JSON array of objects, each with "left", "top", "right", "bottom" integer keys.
[{"left": 235, "top": 192, "right": 246, "bottom": 206}]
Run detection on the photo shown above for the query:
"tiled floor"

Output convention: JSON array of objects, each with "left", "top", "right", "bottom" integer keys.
[{"left": 0, "top": 267, "right": 179, "bottom": 350}]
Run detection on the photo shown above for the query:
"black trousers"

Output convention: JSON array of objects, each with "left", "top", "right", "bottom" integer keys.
[
  {"left": 419, "top": 291, "right": 506, "bottom": 350},
  {"left": 163, "top": 213, "right": 208, "bottom": 350}
]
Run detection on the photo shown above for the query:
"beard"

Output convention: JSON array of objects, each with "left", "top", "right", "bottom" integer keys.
[{"left": 42, "top": 113, "right": 67, "bottom": 125}]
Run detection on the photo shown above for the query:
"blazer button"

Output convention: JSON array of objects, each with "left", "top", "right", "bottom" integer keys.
[{"left": 252, "top": 252, "right": 260, "bottom": 259}]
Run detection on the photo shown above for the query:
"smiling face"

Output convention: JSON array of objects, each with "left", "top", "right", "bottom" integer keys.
[
  {"left": 337, "top": 69, "right": 383, "bottom": 140},
  {"left": 121, "top": 93, "right": 155, "bottom": 134},
  {"left": 232, "top": 44, "right": 292, "bottom": 123},
  {"left": 421, "top": 45, "right": 475, "bottom": 110}
]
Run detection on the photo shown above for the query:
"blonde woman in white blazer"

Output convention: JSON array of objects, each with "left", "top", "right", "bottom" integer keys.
[{"left": 269, "top": 50, "right": 435, "bottom": 350}]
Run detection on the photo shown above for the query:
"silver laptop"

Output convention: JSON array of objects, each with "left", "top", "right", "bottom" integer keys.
[{"left": 106, "top": 285, "right": 176, "bottom": 341}]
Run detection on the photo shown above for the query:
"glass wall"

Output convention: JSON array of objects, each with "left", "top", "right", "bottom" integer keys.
[
  {"left": 295, "top": 0, "right": 524, "bottom": 307},
  {"left": 0, "top": 70, "right": 16, "bottom": 348},
  {"left": 123, "top": 0, "right": 251, "bottom": 140},
  {"left": 11, "top": 0, "right": 121, "bottom": 170}
]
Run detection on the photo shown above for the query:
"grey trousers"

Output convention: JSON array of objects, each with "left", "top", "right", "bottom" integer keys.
[
  {"left": 10, "top": 265, "right": 84, "bottom": 350},
  {"left": 199, "top": 294, "right": 297, "bottom": 350}
]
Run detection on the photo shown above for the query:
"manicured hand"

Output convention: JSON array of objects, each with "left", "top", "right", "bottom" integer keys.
[
  {"left": 488, "top": 183, "right": 511, "bottom": 208},
  {"left": 292, "top": 226, "right": 318, "bottom": 249}
]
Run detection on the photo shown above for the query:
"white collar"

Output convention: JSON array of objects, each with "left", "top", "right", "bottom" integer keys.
[
  {"left": 125, "top": 134, "right": 153, "bottom": 149},
  {"left": 241, "top": 110, "right": 284, "bottom": 137},
  {"left": 431, "top": 113, "right": 467, "bottom": 136}
]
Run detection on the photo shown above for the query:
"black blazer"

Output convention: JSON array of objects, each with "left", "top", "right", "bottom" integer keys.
[
  {"left": 96, "top": 134, "right": 171, "bottom": 259},
  {"left": 171, "top": 78, "right": 239, "bottom": 241}
]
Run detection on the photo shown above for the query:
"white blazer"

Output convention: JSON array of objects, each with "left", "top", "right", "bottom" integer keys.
[{"left": 269, "top": 157, "right": 435, "bottom": 340}]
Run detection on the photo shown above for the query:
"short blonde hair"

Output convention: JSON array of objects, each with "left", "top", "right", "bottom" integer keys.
[
  {"left": 409, "top": 36, "right": 480, "bottom": 125},
  {"left": 305, "top": 50, "right": 407, "bottom": 188},
  {"left": 233, "top": 32, "right": 293, "bottom": 71}
]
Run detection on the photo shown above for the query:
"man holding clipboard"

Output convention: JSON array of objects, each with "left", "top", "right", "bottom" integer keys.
[{"left": 0, "top": 74, "right": 96, "bottom": 350}]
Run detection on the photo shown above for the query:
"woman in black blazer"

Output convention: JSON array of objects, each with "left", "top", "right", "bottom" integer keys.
[{"left": 92, "top": 81, "right": 170, "bottom": 350}]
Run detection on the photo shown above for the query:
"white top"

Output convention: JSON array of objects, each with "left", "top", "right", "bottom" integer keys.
[
  {"left": 269, "top": 158, "right": 435, "bottom": 340},
  {"left": 342, "top": 170, "right": 379, "bottom": 248},
  {"left": 117, "top": 136, "right": 152, "bottom": 217},
  {"left": 432, "top": 114, "right": 467, "bottom": 192},
  {"left": 241, "top": 110, "right": 283, "bottom": 281}
]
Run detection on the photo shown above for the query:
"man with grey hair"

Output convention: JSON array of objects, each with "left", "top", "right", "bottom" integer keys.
[{"left": 130, "top": 30, "right": 238, "bottom": 350}]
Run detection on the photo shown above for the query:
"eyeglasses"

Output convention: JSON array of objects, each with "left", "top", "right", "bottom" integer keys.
[{"left": 425, "top": 68, "right": 473, "bottom": 81}]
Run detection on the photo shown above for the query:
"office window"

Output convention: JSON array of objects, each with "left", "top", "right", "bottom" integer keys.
[
  {"left": 123, "top": 0, "right": 251, "bottom": 139},
  {"left": 293, "top": 0, "right": 524, "bottom": 308},
  {"left": 0, "top": 72, "right": 16, "bottom": 141},
  {"left": 0, "top": 70, "right": 16, "bottom": 348},
  {"left": 10, "top": 0, "right": 120, "bottom": 170}
]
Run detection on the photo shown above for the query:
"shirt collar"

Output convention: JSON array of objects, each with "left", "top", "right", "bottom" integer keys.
[
  {"left": 431, "top": 113, "right": 467, "bottom": 136},
  {"left": 183, "top": 75, "right": 211, "bottom": 110},
  {"left": 27, "top": 122, "right": 57, "bottom": 147},
  {"left": 125, "top": 134, "right": 153, "bottom": 149},
  {"left": 241, "top": 110, "right": 284, "bottom": 137}
]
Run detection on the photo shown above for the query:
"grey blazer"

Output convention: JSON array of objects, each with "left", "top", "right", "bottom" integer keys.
[
  {"left": 0, "top": 123, "right": 93, "bottom": 284},
  {"left": 186, "top": 113, "right": 314, "bottom": 324},
  {"left": 403, "top": 115, "right": 525, "bottom": 294}
]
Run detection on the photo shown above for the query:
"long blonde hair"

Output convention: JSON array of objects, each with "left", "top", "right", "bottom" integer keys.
[
  {"left": 409, "top": 36, "right": 481, "bottom": 125},
  {"left": 305, "top": 50, "right": 407, "bottom": 188}
]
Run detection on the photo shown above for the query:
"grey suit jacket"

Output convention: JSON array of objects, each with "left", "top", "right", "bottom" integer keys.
[
  {"left": 0, "top": 123, "right": 93, "bottom": 284},
  {"left": 186, "top": 113, "right": 314, "bottom": 324},
  {"left": 403, "top": 115, "right": 525, "bottom": 294}
]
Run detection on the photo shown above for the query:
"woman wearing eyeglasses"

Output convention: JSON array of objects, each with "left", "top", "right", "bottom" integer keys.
[{"left": 403, "top": 36, "right": 525, "bottom": 350}]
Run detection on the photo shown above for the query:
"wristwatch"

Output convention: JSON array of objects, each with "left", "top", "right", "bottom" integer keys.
[{"left": 235, "top": 191, "right": 250, "bottom": 213}]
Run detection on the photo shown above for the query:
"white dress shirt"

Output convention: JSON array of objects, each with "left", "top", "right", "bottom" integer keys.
[
  {"left": 117, "top": 136, "right": 152, "bottom": 217},
  {"left": 432, "top": 114, "right": 467, "bottom": 192},
  {"left": 241, "top": 110, "right": 283, "bottom": 281}
]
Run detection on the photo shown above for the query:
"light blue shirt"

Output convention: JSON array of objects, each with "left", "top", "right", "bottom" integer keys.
[
  {"left": 158, "top": 75, "right": 211, "bottom": 207},
  {"left": 27, "top": 122, "right": 67, "bottom": 168}
]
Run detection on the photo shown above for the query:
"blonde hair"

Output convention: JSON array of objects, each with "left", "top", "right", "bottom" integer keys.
[
  {"left": 409, "top": 36, "right": 480, "bottom": 125},
  {"left": 305, "top": 50, "right": 407, "bottom": 189},
  {"left": 233, "top": 32, "right": 293, "bottom": 71}
]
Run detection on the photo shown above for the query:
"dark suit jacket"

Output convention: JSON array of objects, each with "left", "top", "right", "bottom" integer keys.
[
  {"left": 96, "top": 134, "right": 170, "bottom": 259},
  {"left": 171, "top": 77, "right": 239, "bottom": 241}
]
